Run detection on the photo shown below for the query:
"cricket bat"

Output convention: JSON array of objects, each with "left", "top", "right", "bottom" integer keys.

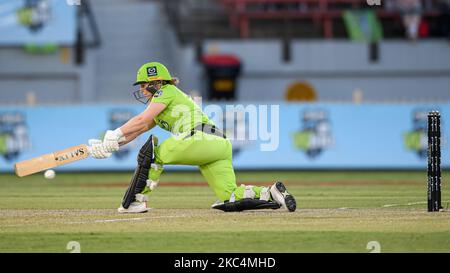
[{"left": 14, "top": 144, "right": 90, "bottom": 177}]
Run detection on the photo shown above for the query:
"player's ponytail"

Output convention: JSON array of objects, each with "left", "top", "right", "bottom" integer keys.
[
  {"left": 162, "top": 77, "right": 179, "bottom": 86},
  {"left": 171, "top": 77, "right": 180, "bottom": 86}
]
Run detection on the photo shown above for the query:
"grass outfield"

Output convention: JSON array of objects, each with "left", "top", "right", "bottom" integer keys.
[{"left": 0, "top": 171, "right": 449, "bottom": 253}]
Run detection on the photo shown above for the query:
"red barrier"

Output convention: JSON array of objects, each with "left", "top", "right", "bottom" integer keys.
[{"left": 219, "top": 0, "right": 441, "bottom": 38}]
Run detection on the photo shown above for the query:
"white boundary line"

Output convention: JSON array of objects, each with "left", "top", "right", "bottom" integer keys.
[
  {"left": 382, "top": 201, "right": 450, "bottom": 208},
  {"left": 67, "top": 217, "right": 146, "bottom": 224},
  {"left": 66, "top": 215, "right": 184, "bottom": 224},
  {"left": 382, "top": 201, "right": 427, "bottom": 208}
]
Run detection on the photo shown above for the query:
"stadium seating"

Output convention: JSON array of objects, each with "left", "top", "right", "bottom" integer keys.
[{"left": 218, "top": 0, "right": 441, "bottom": 38}]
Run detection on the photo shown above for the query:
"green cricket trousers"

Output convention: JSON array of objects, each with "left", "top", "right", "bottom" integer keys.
[{"left": 148, "top": 129, "right": 265, "bottom": 201}]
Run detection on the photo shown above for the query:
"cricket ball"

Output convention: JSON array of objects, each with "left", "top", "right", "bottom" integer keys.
[{"left": 44, "top": 169, "right": 56, "bottom": 179}]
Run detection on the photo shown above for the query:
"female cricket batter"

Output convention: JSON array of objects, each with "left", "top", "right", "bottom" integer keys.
[{"left": 89, "top": 62, "right": 296, "bottom": 213}]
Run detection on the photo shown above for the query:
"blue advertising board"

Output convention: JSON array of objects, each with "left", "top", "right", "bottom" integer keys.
[
  {"left": 0, "top": 103, "right": 448, "bottom": 172},
  {"left": 0, "top": 0, "right": 76, "bottom": 45}
]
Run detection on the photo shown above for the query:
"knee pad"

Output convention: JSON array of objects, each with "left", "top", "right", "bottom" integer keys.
[
  {"left": 212, "top": 199, "right": 281, "bottom": 212},
  {"left": 244, "top": 185, "right": 256, "bottom": 199},
  {"left": 230, "top": 185, "right": 270, "bottom": 201},
  {"left": 147, "top": 163, "right": 163, "bottom": 190},
  {"left": 213, "top": 185, "right": 277, "bottom": 212},
  {"left": 121, "top": 135, "right": 156, "bottom": 209}
]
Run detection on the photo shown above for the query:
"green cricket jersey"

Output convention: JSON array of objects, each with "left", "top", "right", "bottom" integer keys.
[
  {"left": 150, "top": 84, "right": 213, "bottom": 134},
  {"left": 146, "top": 84, "right": 262, "bottom": 203}
]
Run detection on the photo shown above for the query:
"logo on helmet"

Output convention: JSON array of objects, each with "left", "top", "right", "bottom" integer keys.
[{"left": 147, "top": 67, "right": 158, "bottom": 77}]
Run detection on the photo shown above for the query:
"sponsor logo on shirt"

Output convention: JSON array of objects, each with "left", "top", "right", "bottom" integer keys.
[
  {"left": 158, "top": 120, "right": 170, "bottom": 131},
  {"left": 154, "top": 90, "right": 163, "bottom": 98}
]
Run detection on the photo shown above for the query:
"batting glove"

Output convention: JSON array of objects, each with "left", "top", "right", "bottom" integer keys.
[
  {"left": 88, "top": 139, "right": 112, "bottom": 159},
  {"left": 103, "top": 128, "right": 125, "bottom": 153}
]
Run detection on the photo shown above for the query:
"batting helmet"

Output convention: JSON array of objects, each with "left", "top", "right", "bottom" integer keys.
[{"left": 133, "top": 62, "right": 172, "bottom": 86}]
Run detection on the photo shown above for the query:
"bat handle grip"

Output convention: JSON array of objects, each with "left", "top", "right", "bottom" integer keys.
[{"left": 86, "top": 145, "right": 93, "bottom": 156}]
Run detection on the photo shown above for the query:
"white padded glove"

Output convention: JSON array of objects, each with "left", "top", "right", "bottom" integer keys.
[
  {"left": 88, "top": 139, "right": 112, "bottom": 159},
  {"left": 102, "top": 128, "right": 125, "bottom": 153}
]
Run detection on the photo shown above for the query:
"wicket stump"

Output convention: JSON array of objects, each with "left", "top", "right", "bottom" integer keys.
[{"left": 427, "top": 111, "right": 442, "bottom": 212}]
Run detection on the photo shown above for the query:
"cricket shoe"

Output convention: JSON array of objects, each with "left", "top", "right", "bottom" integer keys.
[
  {"left": 269, "top": 182, "right": 296, "bottom": 212},
  {"left": 117, "top": 201, "right": 149, "bottom": 213}
]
